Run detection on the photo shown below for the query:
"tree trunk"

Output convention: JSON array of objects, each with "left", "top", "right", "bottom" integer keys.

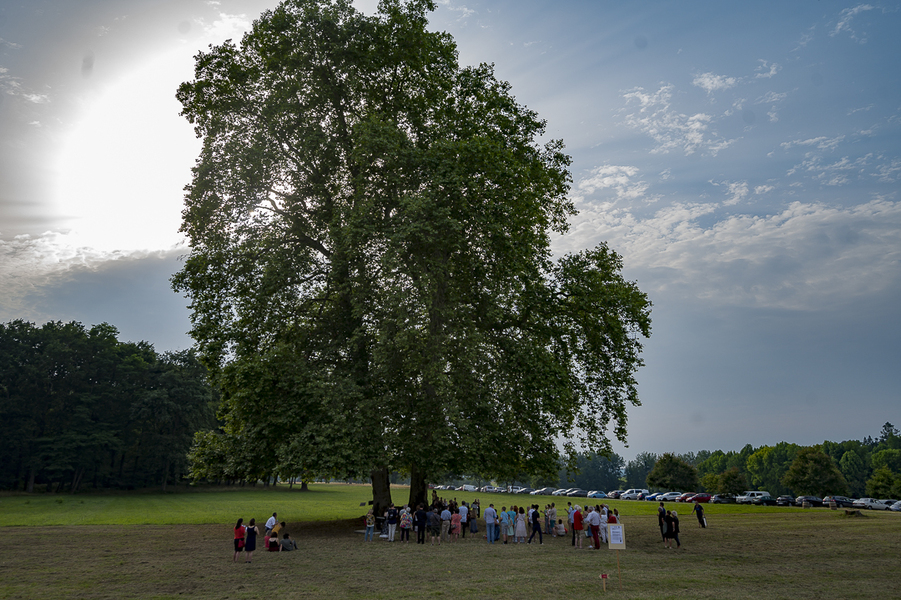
[
  {"left": 25, "top": 467, "right": 35, "bottom": 493},
  {"left": 408, "top": 463, "right": 428, "bottom": 509},
  {"left": 370, "top": 467, "right": 392, "bottom": 516},
  {"left": 161, "top": 458, "right": 170, "bottom": 492},
  {"left": 300, "top": 481, "right": 309, "bottom": 491}
]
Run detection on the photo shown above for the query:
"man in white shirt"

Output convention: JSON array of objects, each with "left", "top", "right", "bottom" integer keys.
[
  {"left": 265, "top": 512, "right": 278, "bottom": 535},
  {"left": 484, "top": 504, "right": 498, "bottom": 544},
  {"left": 586, "top": 506, "right": 601, "bottom": 549},
  {"left": 440, "top": 506, "right": 452, "bottom": 542},
  {"left": 459, "top": 503, "right": 469, "bottom": 538}
]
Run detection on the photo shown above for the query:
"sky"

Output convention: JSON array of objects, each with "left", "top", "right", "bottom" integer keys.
[{"left": 1, "top": 0, "right": 899, "bottom": 463}]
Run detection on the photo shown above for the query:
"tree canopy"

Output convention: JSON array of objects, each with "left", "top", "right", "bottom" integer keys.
[
  {"left": 0, "top": 320, "right": 216, "bottom": 492},
  {"left": 646, "top": 453, "right": 699, "bottom": 492},
  {"left": 174, "top": 0, "right": 651, "bottom": 509}
]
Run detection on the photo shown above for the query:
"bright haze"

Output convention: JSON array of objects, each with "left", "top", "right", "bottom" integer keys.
[{"left": 1, "top": 0, "right": 899, "bottom": 461}]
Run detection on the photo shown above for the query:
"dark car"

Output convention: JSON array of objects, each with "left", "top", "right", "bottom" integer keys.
[
  {"left": 710, "top": 494, "right": 733, "bottom": 504},
  {"left": 776, "top": 495, "right": 795, "bottom": 506},
  {"left": 750, "top": 495, "right": 777, "bottom": 506},
  {"left": 822, "top": 495, "right": 854, "bottom": 508},
  {"left": 566, "top": 488, "right": 588, "bottom": 497},
  {"left": 794, "top": 495, "right": 823, "bottom": 507}
]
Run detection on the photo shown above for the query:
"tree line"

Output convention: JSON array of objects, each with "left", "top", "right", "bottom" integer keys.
[
  {"left": 610, "top": 422, "right": 901, "bottom": 498},
  {"left": 0, "top": 320, "right": 217, "bottom": 493}
]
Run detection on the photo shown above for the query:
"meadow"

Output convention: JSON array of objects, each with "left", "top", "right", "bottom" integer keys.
[{"left": 1, "top": 484, "right": 899, "bottom": 599}]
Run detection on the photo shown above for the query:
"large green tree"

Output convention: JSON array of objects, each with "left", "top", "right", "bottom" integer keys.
[
  {"left": 781, "top": 446, "right": 848, "bottom": 497},
  {"left": 646, "top": 453, "right": 698, "bottom": 492},
  {"left": 174, "top": 0, "right": 651, "bottom": 511}
]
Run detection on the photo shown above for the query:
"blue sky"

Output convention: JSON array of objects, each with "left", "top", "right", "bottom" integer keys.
[{"left": 1, "top": 0, "right": 899, "bottom": 461}]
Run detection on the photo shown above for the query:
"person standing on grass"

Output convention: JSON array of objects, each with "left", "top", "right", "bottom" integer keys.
[
  {"left": 459, "top": 501, "right": 468, "bottom": 538},
  {"left": 572, "top": 505, "right": 584, "bottom": 549},
  {"left": 586, "top": 506, "right": 601, "bottom": 549},
  {"left": 364, "top": 509, "right": 376, "bottom": 541},
  {"left": 499, "top": 506, "right": 510, "bottom": 544},
  {"left": 440, "top": 505, "right": 452, "bottom": 542},
  {"left": 567, "top": 502, "right": 576, "bottom": 546},
  {"left": 428, "top": 507, "right": 442, "bottom": 545},
  {"left": 244, "top": 518, "right": 259, "bottom": 563},
  {"left": 233, "top": 518, "right": 246, "bottom": 562},
  {"left": 470, "top": 499, "right": 480, "bottom": 534},
  {"left": 671, "top": 510, "right": 682, "bottom": 549},
  {"left": 415, "top": 504, "right": 428, "bottom": 545},
  {"left": 692, "top": 502, "right": 706, "bottom": 528},
  {"left": 450, "top": 508, "right": 462, "bottom": 542},
  {"left": 663, "top": 510, "right": 675, "bottom": 549},
  {"left": 514, "top": 506, "right": 528, "bottom": 543},
  {"left": 265, "top": 512, "right": 278, "bottom": 535},
  {"left": 484, "top": 503, "right": 498, "bottom": 544},
  {"left": 528, "top": 504, "right": 543, "bottom": 544},
  {"left": 386, "top": 503, "right": 399, "bottom": 542},
  {"left": 658, "top": 502, "right": 666, "bottom": 542},
  {"left": 400, "top": 506, "right": 413, "bottom": 543}
]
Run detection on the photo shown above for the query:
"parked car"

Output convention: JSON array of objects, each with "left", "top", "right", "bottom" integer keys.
[
  {"left": 890, "top": 501, "right": 901, "bottom": 512},
  {"left": 822, "top": 495, "right": 855, "bottom": 508},
  {"left": 516, "top": 487, "right": 535, "bottom": 495},
  {"left": 658, "top": 492, "right": 683, "bottom": 502},
  {"left": 853, "top": 497, "right": 889, "bottom": 510},
  {"left": 736, "top": 491, "right": 771, "bottom": 504},
  {"left": 587, "top": 490, "right": 607, "bottom": 498},
  {"left": 710, "top": 494, "right": 733, "bottom": 504},
  {"left": 676, "top": 492, "right": 697, "bottom": 502},
  {"left": 775, "top": 495, "right": 795, "bottom": 506},
  {"left": 567, "top": 489, "right": 589, "bottom": 497},
  {"left": 552, "top": 488, "right": 572, "bottom": 496},
  {"left": 621, "top": 488, "right": 649, "bottom": 500},
  {"left": 750, "top": 494, "right": 778, "bottom": 506},
  {"left": 689, "top": 493, "right": 712, "bottom": 503},
  {"left": 878, "top": 499, "right": 898, "bottom": 508},
  {"left": 530, "top": 487, "right": 554, "bottom": 495},
  {"left": 644, "top": 492, "right": 661, "bottom": 501},
  {"left": 794, "top": 495, "right": 823, "bottom": 507},
  {"left": 607, "top": 490, "right": 624, "bottom": 499}
]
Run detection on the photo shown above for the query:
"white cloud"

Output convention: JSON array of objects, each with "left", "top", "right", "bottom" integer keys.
[
  {"left": 711, "top": 180, "right": 750, "bottom": 206},
  {"left": 621, "top": 85, "right": 736, "bottom": 156},
  {"left": 577, "top": 165, "right": 652, "bottom": 202},
  {"left": 556, "top": 196, "right": 901, "bottom": 311},
  {"left": 754, "top": 185, "right": 775, "bottom": 195},
  {"left": 692, "top": 72, "right": 739, "bottom": 94},
  {"left": 201, "top": 12, "right": 254, "bottom": 41},
  {"left": 831, "top": 4, "right": 875, "bottom": 42},
  {"left": 781, "top": 135, "right": 845, "bottom": 151},
  {"left": 754, "top": 60, "right": 781, "bottom": 79}
]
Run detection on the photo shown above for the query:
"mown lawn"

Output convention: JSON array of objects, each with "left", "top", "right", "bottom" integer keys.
[{"left": 1, "top": 486, "right": 899, "bottom": 599}]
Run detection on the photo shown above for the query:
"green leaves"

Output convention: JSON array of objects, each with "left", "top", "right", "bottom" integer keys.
[{"left": 174, "top": 0, "right": 651, "bottom": 496}]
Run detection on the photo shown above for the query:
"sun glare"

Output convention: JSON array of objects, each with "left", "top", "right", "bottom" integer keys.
[{"left": 54, "top": 49, "right": 200, "bottom": 254}]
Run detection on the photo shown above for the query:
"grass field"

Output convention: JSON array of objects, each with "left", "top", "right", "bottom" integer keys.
[{"left": 1, "top": 485, "right": 900, "bottom": 599}]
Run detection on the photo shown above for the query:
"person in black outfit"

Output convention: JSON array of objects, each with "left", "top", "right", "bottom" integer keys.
[
  {"left": 527, "top": 505, "right": 543, "bottom": 544},
  {"left": 414, "top": 504, "right": 428, "bottom": 544}
]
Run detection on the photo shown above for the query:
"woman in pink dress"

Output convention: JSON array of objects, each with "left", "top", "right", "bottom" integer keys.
[{"left": 450, "top": 509, "right": 462, "bottom": 541}]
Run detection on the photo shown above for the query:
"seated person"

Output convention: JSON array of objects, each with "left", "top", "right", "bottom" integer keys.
[
  {"left": 555, "top": 519, "right": 566, "bottom": 536},
  {"left": 279, "top": 533, "right": 297, "bottom": 551},
  {"left": 272, "top": 521, "right": 285, "bottom": 536},
  {"left": 268, "top": 533, "right": 280, "bottom": 551}
]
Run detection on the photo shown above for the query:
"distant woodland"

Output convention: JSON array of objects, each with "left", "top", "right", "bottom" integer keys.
[{"left": 0, "top": 320, "right": 216, "bottom": 492}]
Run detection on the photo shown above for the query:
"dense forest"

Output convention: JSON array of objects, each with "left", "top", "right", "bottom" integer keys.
[{"left": 0, "top": 320, "right": 217, "bottom": 492}]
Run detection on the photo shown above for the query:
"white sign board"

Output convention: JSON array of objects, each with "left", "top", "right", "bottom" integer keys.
[{"left": 607, "top": 524, "right": 625, "bottom": 549}]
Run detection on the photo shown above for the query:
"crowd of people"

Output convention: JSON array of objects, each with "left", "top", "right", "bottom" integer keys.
[
  {"left": 232, "top": 512, "right": 298, "bottom": 563},
  {"left": 231, "top": 493, "right": 699, "bottom": 560}
]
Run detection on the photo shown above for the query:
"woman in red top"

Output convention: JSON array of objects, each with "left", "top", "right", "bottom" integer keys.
[
  {"left": 233, "top": 518, "right": 246, "bottom": 562},
  {"left": 572, "top": 506, "right": 584, "bottom": 549}
]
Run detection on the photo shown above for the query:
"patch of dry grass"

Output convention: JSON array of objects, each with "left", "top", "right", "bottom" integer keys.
[{"left": 2, "top": 508, "right": 899, "bottom": 599}]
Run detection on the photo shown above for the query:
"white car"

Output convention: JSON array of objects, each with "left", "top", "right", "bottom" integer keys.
[
  {"left": 657, "top": 492, "right": 683, "bottom": 502},
  {"left": 852, "top": 497, "right": 888, "bottom": 510},
  {"left": 621, "top": 488, "right": 649, "bottom": 500},
  {"left": 890, "top": 501, "right": 901, "bottom": 512}
]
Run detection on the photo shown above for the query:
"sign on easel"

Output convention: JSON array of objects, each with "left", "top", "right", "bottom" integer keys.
[{"left": 607, "top": 524, "right": 625, "bottom": 549}]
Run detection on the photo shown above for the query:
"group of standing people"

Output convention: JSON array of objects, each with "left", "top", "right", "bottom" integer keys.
[
  {"left": 233, "top": 511, "right": 297, "bottom": 562},
  {"left": 567, "top": 503, "right": 619, "bottom": 550},
  {"left": 657, "top": 502, "right": 681, "bottom": 549}
]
